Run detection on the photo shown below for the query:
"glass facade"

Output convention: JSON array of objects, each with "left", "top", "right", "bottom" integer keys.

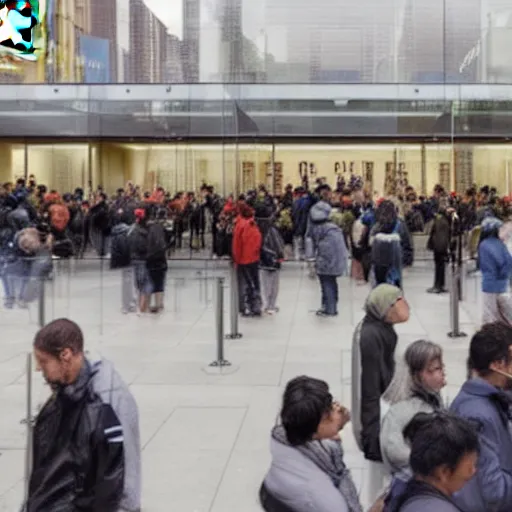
[
  {"left": 2, "top": 140, "right": 512, "bottom": 198},
  {"left": 1, "top": 0, "right": 511, "bottom": 85},
  {"left": 2, "top": 83, "right": 512, "bottom": 139}
]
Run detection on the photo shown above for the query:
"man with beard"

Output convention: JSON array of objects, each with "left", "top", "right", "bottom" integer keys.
[
  {"left": 450, "top": 323, "right": 512, "bottom": 512},
  {"left": 25, "top": 318, "right": 141, "bottom": 512}
]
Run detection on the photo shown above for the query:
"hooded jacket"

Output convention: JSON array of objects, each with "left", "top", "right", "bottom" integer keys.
[
  {"left": 232, "top": 215, "right": 262, "bottom": 265},
  {"left": 478, "top": 236, "right": 512, "bottom": 294},
  {"left": 307, "top": 201, "right": 348, "bottom": 277},
  {"left": 352, "top": 284, "right": 401, "bottom": 461},
  {"left": 89, "top": 359, "right": 141, "bottom": 512},
  {"left": 449, "top": 378, "right": 512, "bottom": 512}
]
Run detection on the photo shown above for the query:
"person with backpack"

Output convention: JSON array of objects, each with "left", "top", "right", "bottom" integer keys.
[
  {"left": 370, "top": 200, "right": 413, "bottom": 289},
  {"left": 260, "top": 221, "right": 285, "bottom": 315},
  {"left": 426, "top": 198, "right": 452, "bottom": 294},
  {"left": 129, "top": 208, "right": 151, "bottom": 314},
  {"left": 110, "top": 213, "right": 137, "bottom": 314},
  {"left": 146, "top": 208, "right": 168, "bottom": 314}
]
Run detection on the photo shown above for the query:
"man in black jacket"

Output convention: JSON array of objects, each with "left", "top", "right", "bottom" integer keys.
[{"left": 26, "top": 318, "right": 124, "bottom": 512}]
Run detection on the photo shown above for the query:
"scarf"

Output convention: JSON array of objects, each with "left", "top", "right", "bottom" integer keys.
[{"left": 272, "top": 426, "right": 362, "bottom": 512}]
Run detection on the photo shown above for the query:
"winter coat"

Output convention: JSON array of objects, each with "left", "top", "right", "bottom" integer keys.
[
  {"left": 27, "top": 360, "right": 124, "bottom": 512},
  {"left": 380, "top": 392, "right": 441, "bottom": 475},
  {"left": 89, "top": 358, "right": 141, "bottom": 512},
  {"left": 232, "top": 215, "right": 262, "bottom": 265},
  {"left": 262, "top": 438, "right": 350, "bottom": 512},
  {"left": 129, "top": 224, "right": 148, "bottom": 262},
  {"left": 260, "top": 225, "right": 285, "bottom": 271},
  {"left": 450, "top": 378, "right": 512, "bottom": 512},
  {"left": 428, "top": 212, "right": 451, "bottom": 254},
  {"left": 478, "top": 237, "right": 512, "bottom": 294},
  {"left": 394, "top": 480, "right": 463, "bottom": 512},
  {"left": 110, "top": 223, "right": 132, "bottom": 270},
  {"left": 352, "top": 310, "right": 398, "bottom": 461},
  {"left": 292, "top": 195, "right": 312, "bottom": 238},
  {"left": 307, "top": 202, "right": 348, "bottom": 277}
]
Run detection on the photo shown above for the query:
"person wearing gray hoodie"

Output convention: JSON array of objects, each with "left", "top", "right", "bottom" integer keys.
[
  {"left": 27, "top": 319, "right": 141, "bottom": 512},
  {"left": 306, "top": 200, "right": 348, "bottom": 316}
]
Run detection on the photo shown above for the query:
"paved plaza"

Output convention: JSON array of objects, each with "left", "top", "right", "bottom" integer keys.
[{"left": 0, "top": 259, "right": 481, "bottom": 511}]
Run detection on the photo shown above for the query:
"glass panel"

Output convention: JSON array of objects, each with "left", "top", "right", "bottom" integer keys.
[{"left": 27, "top": 144, "right": 90, "bottom": 193}]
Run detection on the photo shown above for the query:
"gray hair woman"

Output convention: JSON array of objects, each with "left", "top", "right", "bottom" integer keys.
[{"left": 378, "top": 340, "right": 446, "bottom": 509}]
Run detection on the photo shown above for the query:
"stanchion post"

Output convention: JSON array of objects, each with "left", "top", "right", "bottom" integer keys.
[
  {"left": 448, "top": 263, "right": 467, "bottom": 338},
  {"left": 225, "top": 264, "right": 243, "bottom": 340},
  {"left": 100, "top": 256, "right": 104, "bottom": 335},
  {"left": 24, "top": 352, "right": 33, "bottom": 502},
  {"left": 210, "top": 277, "right": 231, "bottom": 367},
  {"left": 38, "top": 277, "right": 45, "bottom": 328}
]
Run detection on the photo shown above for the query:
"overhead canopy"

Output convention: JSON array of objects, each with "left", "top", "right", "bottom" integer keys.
[{"left": 1, "top": 83, "right": 512, "bottom": 139}]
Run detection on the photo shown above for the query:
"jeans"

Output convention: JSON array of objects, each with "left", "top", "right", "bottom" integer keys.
[
  {"left": 434, "top": 251, "right": 446, "bottom": 290},
  {"left": 239, "top": 262, "right": 262, "bottom": 315},
  {"left": 261, "top": 269, "right": 280, "bottom": 310},
  {"left": 2, "top": 259, "right": 29, "bottom": 305},
  {"left": 121, "top": 267, "right": 137, "bottom": 312},
  {"left": 319, "top": 274, "right": 338, "bottom": 315}
]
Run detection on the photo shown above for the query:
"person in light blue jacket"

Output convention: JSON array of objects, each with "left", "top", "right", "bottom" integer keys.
[
  {"left": 306, "top": 199, "right": 348, "bottom": 317},
  {"left": 478, "top": 216, "right": 512, "bottom": 325},
  {"left": 450, "top": 323, "right": 512, "bottom": 512}
]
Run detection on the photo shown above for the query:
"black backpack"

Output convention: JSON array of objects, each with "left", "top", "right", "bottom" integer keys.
[{"left": 147, "top": 223, "right": 167, "bottom": 261}]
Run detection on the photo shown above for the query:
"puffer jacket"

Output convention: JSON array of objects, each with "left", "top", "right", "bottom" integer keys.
[
  {"left": 262, "top": 438, "right": 350, "bottom": 512},
  {"left": 110, "top": 223, "right": 132, "bottom": 269},
  {"left": 394, "top": 480, "right": 463, "bottom": 512},
  {"left": 380, "top": 392, "right": 441, "bottom": 475},
  {"left": 232, "top": 215, "right": 262, "bottom": 265},
  {"left": 450, "top": 378, "right": 512, "bottom": 512},
  {"left": 307, "top": 201, "right": 348, "bottom": 277},
  {"left": 26, "top": 361, "right": 124, "bottom": 512},
  {"left": 479, "top": 237, "right": 512, "bottom": 294}
]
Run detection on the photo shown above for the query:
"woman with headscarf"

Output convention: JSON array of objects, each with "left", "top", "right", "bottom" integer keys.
[
  {"left": 351, "top": 284, "right": 410, "bottom": 507},
  {"left": 479, "top": 216, "right": 512, "bottom": 325}
]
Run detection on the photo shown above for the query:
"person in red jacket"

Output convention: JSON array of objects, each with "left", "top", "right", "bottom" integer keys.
[{"left": 232, "top": 201, "right": 263, "bottom": 317}]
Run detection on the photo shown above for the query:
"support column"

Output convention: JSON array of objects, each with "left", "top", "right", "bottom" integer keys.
[
  {"left": 0, "top": 143, "right": 13, "bottom": 184},
  {"left": 420, "top": 143, "right": 427, "bottom": 196}
]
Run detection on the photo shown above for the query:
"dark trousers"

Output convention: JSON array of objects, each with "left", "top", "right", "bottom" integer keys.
[
  {"left": 434, "top": 251, "right": 446, "bottom": 290},
  {"left": 319, "top": 274, "right": 338, "bottom": 315},
  {"left": 239, "top": 262, "right": 262, "bottom": 314}
]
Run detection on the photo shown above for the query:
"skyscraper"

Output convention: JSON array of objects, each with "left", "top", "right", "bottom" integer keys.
[
  {"left": 130, "top": 0, "right": 168, "bottom": 82},
  {"left": 399, "top": 0, "right": 481, "bottom": 82},
  {"left": 183, "top": 0, "right": 200, "bottom": 81},
  {"left": 88, "top": 0, "right": 117, "bottom": 82}
]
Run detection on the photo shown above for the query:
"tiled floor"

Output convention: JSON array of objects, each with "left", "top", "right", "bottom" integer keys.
[{"left": 0, "top": 260, "right": 479, "bottom": 511}]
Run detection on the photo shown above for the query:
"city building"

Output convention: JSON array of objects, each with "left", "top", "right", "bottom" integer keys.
[
  {"left": 0, "top": 1, "right": 512, "bottom": 197},
  {"left": 130, "top": 0, "right": 169, "bottom": 82},
  {"left": 183, "top": 0, "right": 200, "bottom": 81}
]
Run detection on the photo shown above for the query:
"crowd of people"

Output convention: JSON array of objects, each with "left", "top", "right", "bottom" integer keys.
[
  {"left": 2, "top": 174, "right": 512, "bottom": 323},
  {"left": 6, "top": 173, "right": 512, "bottom": 511}
]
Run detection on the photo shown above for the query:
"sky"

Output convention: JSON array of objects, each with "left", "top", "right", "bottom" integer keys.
[{"left": 143, "top": 0, "right": 183, "bottom": 37}]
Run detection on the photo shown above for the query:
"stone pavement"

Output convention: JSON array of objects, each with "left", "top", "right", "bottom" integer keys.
[{"left": 0, "top": 259, "right": 481, "bottom": 511}]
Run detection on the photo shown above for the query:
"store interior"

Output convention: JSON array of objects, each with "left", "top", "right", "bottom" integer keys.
[{"left": 1, "top": 142, "right": 512, "bottom": 197}]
